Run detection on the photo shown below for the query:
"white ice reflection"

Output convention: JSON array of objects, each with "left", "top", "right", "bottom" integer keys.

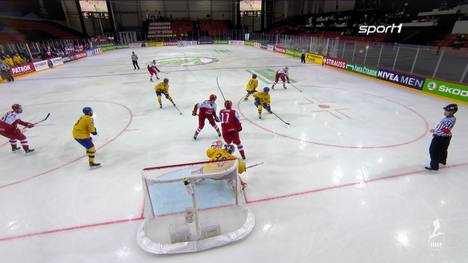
[
  {"left": 429, "top": 219, "right": 444, "bottom": 248},
  {"left": 332, "top": 166, "right": 343, "bottom": 184},
  {"left": 395, "top": 231, "right": 410, "bottom": 247},
  {"left": 116, "top": 246, "right": 130, "bottom": 260},
  {"left": 263, "top": 223, "right": 272, "bottom": 232}
]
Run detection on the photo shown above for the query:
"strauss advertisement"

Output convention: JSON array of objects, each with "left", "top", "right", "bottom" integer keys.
[{"left": 323, "top": 57, "right": 347, "bottom": 69}]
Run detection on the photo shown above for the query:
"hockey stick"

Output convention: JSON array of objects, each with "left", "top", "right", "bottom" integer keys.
[
  {"left": 21, "top": 113, "right": 51, "bottom": 132},
  {"left": 216, "top": 75, "right": 227, "bottom": 101},
  {"left": 247, "top": 162, "right": 264, "bottom": 169},
  {"left": 271, "top": 111, "right": 290, "bottom": 125},
  {"left": 173, "top": 103, "right": 183, "bottom": 115},
  {"left": 32, "top": 113, "right": 51, "bottom": 125},
  {"left": 289, "top": 82, "right": 303, "bottom": 93}
]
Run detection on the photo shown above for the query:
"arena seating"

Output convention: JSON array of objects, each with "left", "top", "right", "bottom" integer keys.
[
  {"left": 199, "top": 20, "right": 228, "bottom": 36},
  {"left": 171, "top": 21, "right": 192, "bottom": 36},
  {"left": 436, "top": 34, "right": 468, "bottom": 48},
  {"left": 267, "top": 4, "right": 466, "bottom": 46},
  {"left": 145, "top": 19, "right": 228, "bottom": 39},
  {"left": 0, "top": 17, "right": 81, "bottom": 42},
  {"left": 147, "top": 21, "right": 173, "bottom": 39}
]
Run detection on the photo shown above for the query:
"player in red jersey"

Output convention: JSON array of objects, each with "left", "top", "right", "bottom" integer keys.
[
  {"left": 271, "top": 66, "right": 290, "bottom": 89},
  {"left": 192, "top": 94, "right": 221, "bottom": 140},
  {"left": 0, "top": 104, "right": 35, "bottom": 154},
  {"left": 147, "top": 60, "right": 160, "bottom": 82},
  {"left": 219, "top": 100, "right": 246, "bottom": 160}
]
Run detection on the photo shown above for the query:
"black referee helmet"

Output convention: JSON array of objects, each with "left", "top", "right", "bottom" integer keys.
[{"left": 443, "top": 104, "right": 458, "bottom": 114}]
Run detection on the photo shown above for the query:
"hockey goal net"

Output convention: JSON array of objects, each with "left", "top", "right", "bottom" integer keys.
[{"left": 137, "top": 159, "right": 255, "bottom": 254}]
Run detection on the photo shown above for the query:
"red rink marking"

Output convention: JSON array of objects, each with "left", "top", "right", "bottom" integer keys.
[
  {"left": 1, "top": 161, "right": 467, "bottom": 242},
  {"left": 0, "top": 216, "right": 144, "bottom": 242},
  {"left": 0, "top": 100, "right": 134, "bottom": 189},
  {"left": 237, "top": 96, "right": 430, "bottom": 149},
  {"left": 318, "top": 104, "right": 330, "bottom": 109},
  {"left": 244, "top": 161, "right": 468, "bottom": 204}
]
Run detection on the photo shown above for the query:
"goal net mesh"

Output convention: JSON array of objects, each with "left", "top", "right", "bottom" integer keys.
[{"left": 137, "top": 159, "right": 255, "bottom": 254}]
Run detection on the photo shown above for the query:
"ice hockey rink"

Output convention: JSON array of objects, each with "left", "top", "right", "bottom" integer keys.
[{"left": 1, "top": 44, "right": 467, "bottom": 262}]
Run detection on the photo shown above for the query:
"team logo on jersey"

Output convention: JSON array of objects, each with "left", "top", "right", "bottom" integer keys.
[{"left": 155, "top": 57, "right": 218, "bottom": 66}]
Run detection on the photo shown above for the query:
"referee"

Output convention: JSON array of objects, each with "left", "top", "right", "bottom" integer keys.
[
  {"left": 426, "top": 104, "right": 458, "bottom": 171},
  {"left": 131, "top": 51, "right": 140, "bottom": 70}
]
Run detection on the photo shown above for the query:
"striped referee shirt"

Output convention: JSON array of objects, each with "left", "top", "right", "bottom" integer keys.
[{"left": 434, "top": 116, "right": 456, "bottom": 137}]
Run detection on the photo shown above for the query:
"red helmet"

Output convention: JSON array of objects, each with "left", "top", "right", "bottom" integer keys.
[
  {"left": 12, "top": 104, "right": 22, "bottom": 113},
  {"left": 209, "top": 94, "right": 217, "bottom": 102},
  {"left": 224, "top": 100, "right": 232, "bottom": 109}
]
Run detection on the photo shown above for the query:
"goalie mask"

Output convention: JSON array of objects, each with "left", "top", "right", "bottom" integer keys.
[{"left": 211, "top": 140, "right": 223, "bottom": 149}]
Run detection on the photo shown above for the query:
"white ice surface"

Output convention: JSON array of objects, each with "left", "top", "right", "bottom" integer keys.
[{"left": 0, "top": 45, "right": 467, "bottom": 262}]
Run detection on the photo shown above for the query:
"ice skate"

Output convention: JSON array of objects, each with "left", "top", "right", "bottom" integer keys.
[{"left": 90, "top": 162, "right": 102, "bottom": 169}]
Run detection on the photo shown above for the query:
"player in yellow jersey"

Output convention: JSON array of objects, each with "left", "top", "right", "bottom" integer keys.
[
  {"left": 205, "top": 140, "right": 247, "bottom": 188},
  {"left": 154, "top": 78, "right": 176, "bottom": 109},
  {"left": 253, "top": 87, "right": 272, "bottom": 119},
  {"left": 244, "top": 74, "right": 258, "bottom": 100},
  {"left": 72, "top": 107, "right": 101, "bottom": 168}
]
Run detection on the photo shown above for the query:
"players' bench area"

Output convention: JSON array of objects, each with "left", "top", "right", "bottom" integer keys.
[{"left": 0, "top": 48, "right": 104, "bottom": 82}]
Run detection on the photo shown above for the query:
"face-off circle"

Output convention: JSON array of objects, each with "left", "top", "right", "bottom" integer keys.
[
  {"left": 238, "top": 89, "right": 429, "bottom": 149},
  {"left": 154, "top": 57, "right": 218, "bottom": 66}
]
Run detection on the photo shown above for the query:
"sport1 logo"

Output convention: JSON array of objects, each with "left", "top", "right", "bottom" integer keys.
[{"left": 359, "top": 24, "right": 403, "bottom": 35}]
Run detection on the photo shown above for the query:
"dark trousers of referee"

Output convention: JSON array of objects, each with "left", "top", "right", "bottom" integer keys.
[
  {"left": 132, "top": 60, "right": 140, "bottom": 70},
  {"left": 429, "top": 135, "right": 451, "bottom": 170}
]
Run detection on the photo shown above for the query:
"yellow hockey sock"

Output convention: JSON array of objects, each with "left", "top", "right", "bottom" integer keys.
[
  {"left": 87, "top": 147, "right": 96, "bottom": 164},
  {"left": 257, "top": 105, "right": 262, "bottom": 113}
]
